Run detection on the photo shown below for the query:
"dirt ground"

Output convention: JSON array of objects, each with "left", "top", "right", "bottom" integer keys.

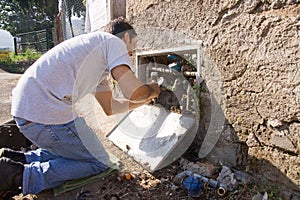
[
  {"left": 0, "top": 71, "right": 21, "bottom": 124},
  {"left": 0, "top": 70, "right": 281, "bottom": 200},
  {"left": 13, "top": 129, "right": 268, "bottom": 200}
]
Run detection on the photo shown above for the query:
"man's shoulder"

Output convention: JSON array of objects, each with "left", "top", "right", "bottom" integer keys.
[{"left": 87, "top": 31, "right": 114, "bottom": 38}]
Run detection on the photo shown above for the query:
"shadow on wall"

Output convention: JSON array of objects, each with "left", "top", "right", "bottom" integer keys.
[{"left": 187, "top": 79, "right": 300, "bottom": 199}]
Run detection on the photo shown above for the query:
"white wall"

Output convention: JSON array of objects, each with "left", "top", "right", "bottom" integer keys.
[{"left": 0, "top": 29, "right": 14, "bottom": 51}]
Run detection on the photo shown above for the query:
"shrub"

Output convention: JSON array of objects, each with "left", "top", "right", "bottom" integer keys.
[
  {"left": 9, "top": 49, "right": 42, "bottom": 62},
  {"left": 0, "top": 49, "right": 42, "bottom": 74}
]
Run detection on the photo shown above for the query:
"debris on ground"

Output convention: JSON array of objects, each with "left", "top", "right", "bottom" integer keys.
[
  {"left": 172, "top": 158, "right": 258, "bottom": 199},
  {"left": 252, "top": 192, "right": 268, "bottom": 200}
]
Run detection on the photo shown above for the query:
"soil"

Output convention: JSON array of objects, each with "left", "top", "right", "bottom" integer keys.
[
  {"left": 0, "top": 69, "right": 280, "bottom": 200},
  {"left": 12, "top": 130, "right": 266, "bottom": 200},
  {"left": 0, "top": 72, "right": 21, "bottom": 124}
]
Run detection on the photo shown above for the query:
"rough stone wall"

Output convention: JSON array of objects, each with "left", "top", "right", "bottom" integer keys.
[{"left": 127, "top": 0, "right": 300, "bottom": 196}]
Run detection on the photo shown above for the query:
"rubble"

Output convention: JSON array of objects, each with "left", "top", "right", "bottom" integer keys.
[
  {"left": 252, "top": 192, "right": 268, "bottom": 200},
  {"left": 267, "top": 119, "right": 283, "bottom": 128},
  {"left": 216, "top": 166, "right": 238, "bottom": 192},
  {"left": 174, "top": 158, "right": 254, "bottom": 198}
]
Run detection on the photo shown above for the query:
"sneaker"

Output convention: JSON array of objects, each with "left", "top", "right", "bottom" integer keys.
[
  {"left": 0, "top": 157, "right": 24, "bottom": 192},
  {"left": 0, "top": 148, "right": 26, "bottom": 164}
]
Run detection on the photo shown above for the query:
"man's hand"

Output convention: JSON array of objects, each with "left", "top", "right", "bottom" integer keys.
[
  {"left": 96, "top": 66, "right": 161, "bottom": 115},
  {"left": 147, "top": 81, "right": 161, "bottom": 100},
  {"left": 111, "top": 65, "right": 161, "bottom": 103}
]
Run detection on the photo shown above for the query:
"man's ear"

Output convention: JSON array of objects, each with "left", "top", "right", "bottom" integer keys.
[{"left": 124, "top": 32, "right": 130, "bottom": 43}]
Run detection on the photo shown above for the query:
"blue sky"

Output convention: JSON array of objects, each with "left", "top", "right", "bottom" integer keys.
[{"left": 0, "top": 29, "right": 14, "bottom": 51}]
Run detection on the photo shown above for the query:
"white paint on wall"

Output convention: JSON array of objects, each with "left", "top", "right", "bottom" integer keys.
[{"left": 0, "top": 29, "right": 14, "bottom": 51}]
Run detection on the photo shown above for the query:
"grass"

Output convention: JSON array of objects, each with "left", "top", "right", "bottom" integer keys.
[
  {"left": 9, "top": 49, "right": 42, "bottom": 62},
  {"left": 0, "top": 49, "right": 42, "bottom": 74}
]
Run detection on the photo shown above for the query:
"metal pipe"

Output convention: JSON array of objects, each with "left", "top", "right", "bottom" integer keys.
[
  {"left": 217, "top": 187, "right": 226, "bottom": 196},
  {"left": 174, "top": 170, "right": 227, "bottom": 196}
]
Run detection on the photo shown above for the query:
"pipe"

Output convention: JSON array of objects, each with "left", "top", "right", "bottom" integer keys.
[
  {"left": 217, "top": 186, "right": 226, "bottom": 196},
  {"left": 174, "top": 170, "right": 227, "bottom": 196}
]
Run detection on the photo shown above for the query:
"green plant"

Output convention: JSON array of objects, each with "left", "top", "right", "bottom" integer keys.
[
  {"left": 9, "top": 49, "right": 42, "bottom": 62},
  {"left": 0, "top": 59, "right": 24, "bottom": 73},
  {"left": 0, "top": 49, "right": 42, "bottom": 73}
]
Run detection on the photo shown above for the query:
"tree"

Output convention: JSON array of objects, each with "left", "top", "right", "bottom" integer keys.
[
  {"left": 0, "top": 0, "right": 85, "bottom": 48},
  {"left": 0, "top": 0, "right": 85, "bottom": 35},
  {"left": 0, "top": 0, "right": 57, "bottom": 35}
]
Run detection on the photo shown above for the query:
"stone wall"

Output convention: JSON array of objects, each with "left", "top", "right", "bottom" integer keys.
[{"left": 126, "top": 0, "right": 300, "bottom": 197}]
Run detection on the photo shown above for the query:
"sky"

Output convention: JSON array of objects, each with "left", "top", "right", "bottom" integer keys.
[{"left": 0, "top": 29, "right": 14, "bottom": 51}]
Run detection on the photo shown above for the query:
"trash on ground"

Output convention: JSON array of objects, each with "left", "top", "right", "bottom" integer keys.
[
  {"left": 175, "top": 158, "right": 254, "bottom": 197},
  {"left": 174, "top": 170, "right": 227, "bottom": 197},
  {"left": 252, "top": 192, "right": 268, "bottom": 200}
]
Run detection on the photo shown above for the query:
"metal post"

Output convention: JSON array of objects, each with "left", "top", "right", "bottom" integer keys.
[
  {"left": 46, "top": 28, "right": 50, "bottom": 51},
  {"left": 13, "top": 37, "right": 18, "bottom": 55}
]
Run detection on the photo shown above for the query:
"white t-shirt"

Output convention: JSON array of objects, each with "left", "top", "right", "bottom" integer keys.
[{"left": 11, "top": 32, "right": 132, "bottom": 124}]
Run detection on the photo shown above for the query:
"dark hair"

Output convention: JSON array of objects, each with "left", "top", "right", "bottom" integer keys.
[{"left": 104, "top": 17, "right": 137, "bottom": 40}]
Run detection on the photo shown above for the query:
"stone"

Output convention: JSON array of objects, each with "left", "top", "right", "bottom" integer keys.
[
  {"left": 267, "top": 119, "right": 283, "bottom": 128},
  {"left": 246, "top": 133, "right": 260, "bottom": 147},
  {"left": 271, "top": 134, "right": 296, "bottom": 152}
]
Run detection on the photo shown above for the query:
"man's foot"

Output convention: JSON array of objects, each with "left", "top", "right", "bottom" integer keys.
[
  {"left": 0, "top": 157, "right": 24, "bottom": 192},
  {"left": 0, "top": 188, "right": 22, "bottom": 200},
  {"left": 0, "top": 148, "right": 26, "bottom": 164}
]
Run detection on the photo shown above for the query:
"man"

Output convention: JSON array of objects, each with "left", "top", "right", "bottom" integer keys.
[{"left": 0, "top": 17, "right": 160, "bottom": 196}]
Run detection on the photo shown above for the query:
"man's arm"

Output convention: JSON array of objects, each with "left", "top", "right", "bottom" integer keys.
[
  {"left": 111, "top": 65, "right": 160, "bottom": 103},
  {"left": 95, "top": 64, "right": 160, "bottom": 115},
  {"left": 95, "top": 91, "right": 153, "bottom": 116}
]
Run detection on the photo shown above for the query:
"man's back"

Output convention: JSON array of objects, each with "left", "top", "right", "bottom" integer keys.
[{"left": 11, "top": 32, "right": 132, "bottom": 124}]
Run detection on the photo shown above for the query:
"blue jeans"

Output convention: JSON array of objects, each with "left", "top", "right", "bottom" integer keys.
[{"left": 14, "top": 117, "right": 109, "bottom": 195}]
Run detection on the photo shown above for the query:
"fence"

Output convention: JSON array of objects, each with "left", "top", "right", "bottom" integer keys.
[
  {"left": 60, "top": 0, "right": 86, "bottom": 40},
  {"left": 15, "top": 28, "right": 54, "bottom": 54},
  {"left": 15, "top": 0, "right": 124, "bottom": 52}
]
